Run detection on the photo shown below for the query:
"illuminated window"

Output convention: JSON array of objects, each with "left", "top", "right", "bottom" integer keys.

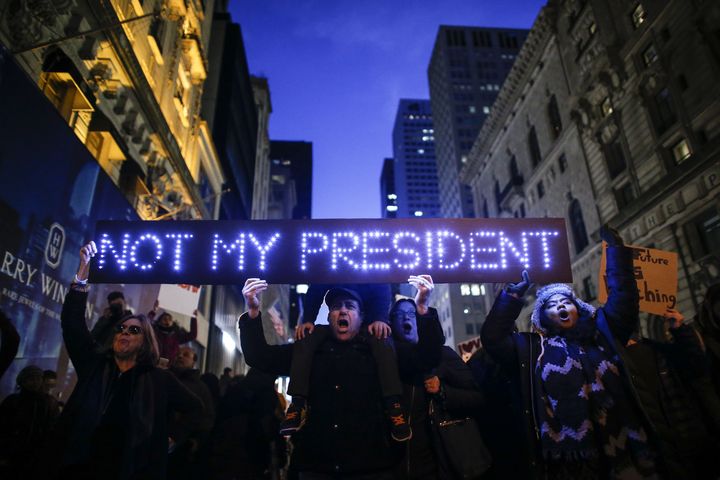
[
  {"left": 386, "top": 205, "right": 398, "bottom": 212},
  {"left": 461, "top": 284, "right": 471, "bottom": 296},
  {"left": 631, "top": 4, "right": 646, "bottom": 29},
  {"left": 414, "top": 210, "right": 424, "bottom": 217},
  {"left": 601, "top": 97, "right": 613, "bottom": 117},
  {"left": 671, "top": 138, "right": 691, "bottom": 164},
  {"left": 642, "top": 44, "right": 658, "bottom": 67},
  {"left": 469, "top": 106, "right": 476, "bottom": 114},
  {"left": 588, "top": 22, "right": 597, "bottom": 36},
  {"left": 470, "top": 284, "right": 481, "bottom": 296},
  {"left": 482, "top": 106, "right": 490, "bottom": 114}
]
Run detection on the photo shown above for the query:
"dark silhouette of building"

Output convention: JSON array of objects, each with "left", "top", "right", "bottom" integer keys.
[
  {"left": 269, "top": 141, "right": 313, "bottom": 220},
  {"left": 202, "top": 0, "right": 258, "bottom": 221},
  {"left": 379, "top": 158, "right": 397, "bottom": 218}
]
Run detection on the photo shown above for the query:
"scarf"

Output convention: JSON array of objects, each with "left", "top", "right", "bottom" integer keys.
[{"left": 536, "top": 333, "right": 656, "bottom": 478}]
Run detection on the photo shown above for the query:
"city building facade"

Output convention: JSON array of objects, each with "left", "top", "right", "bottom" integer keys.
[
  {"left": 460, "top": 0, "right": 720, "bottom": 338},
  {"left": 428, "top": 26, "right": 528, "bottom": 347},
  {"left": 379, "top": 157, "right": 397, "bottom": 218}
]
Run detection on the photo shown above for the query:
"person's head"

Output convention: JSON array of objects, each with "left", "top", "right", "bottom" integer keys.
[
  {"left": 157, "top": 312, "right": 174, "bottom": 328},
  {"left": 174, "top": 346, "right": 197, "bottom": 370},
  {"left": 16, "top": 365, "right": 44, "bottom": 393},
  {"left": 324, "top": 287, "right": 364, "bottom": 341},
  {"left": 389, "top": 299, "right": 418, "bottom": 344},
  {"left": 42, "top": 369, "right": 57, "bottom": 395},
  {"left": 223, "top": 367, "right": 232, "bottom": 377},
  {"left": 107, "top": 291, "right": 126, "bottom": 316},
  {"left": 112, "top": 314, "right": 159, "bottom": 366},
  {"left": 531, "top": 284, "right": 596, "bottom": 336}
]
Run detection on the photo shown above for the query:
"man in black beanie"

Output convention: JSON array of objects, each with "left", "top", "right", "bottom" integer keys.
[{"left": 90, "top": 290, "right": 132, "bottom": 348}]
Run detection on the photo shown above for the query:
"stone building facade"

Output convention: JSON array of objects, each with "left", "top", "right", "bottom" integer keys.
[
  {"left": 0, "top": 0, "right": 225, "bottom": 221},
  {"left": 460, "top": 0, "right": 720, "bottom": 336}
]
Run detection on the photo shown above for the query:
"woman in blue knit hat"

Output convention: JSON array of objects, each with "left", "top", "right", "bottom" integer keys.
[{"left": 480, "top": 226, "right": 659, "bottom": 479}]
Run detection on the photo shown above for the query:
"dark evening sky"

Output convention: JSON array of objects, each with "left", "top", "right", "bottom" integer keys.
[{"left": 230, "top": 0, "right": 546, "bottom": 219}]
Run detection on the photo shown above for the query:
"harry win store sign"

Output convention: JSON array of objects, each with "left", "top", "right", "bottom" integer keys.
[{"left": 90, "top": 218, "right": 574, "bottom": 285}]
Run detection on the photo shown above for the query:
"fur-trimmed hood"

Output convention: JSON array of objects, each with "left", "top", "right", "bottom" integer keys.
[{"left": 530, "top": 283, "right": 596, "bottom": 334}]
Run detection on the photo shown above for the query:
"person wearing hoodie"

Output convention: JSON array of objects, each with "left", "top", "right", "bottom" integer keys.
[{"left": 481, "top": 226, "right": 658, "bottom": 479}]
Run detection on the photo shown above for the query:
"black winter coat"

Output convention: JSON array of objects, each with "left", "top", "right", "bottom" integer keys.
[
  {"left": 238, "top": 308, "right": 444, "bottom": 476},
  {"left": 480, "top": 245, "right": 641, "bottom": 478},
  {"left": 396, "top": 345, "right": 484, "bottom": 479},
  {"left": 55, "top": 288, "right": 202, "bottom": 480}
]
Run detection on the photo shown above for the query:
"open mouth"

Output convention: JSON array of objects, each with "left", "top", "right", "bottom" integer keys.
[
  {"left": 558, "top": 310, "right": 569, "bottom": 320},
  {"left": 403, "top": 323, "right": 413, "bottom": 334},
  {"left": 338, "top": 319, "right": 349, "bottom": 328}
]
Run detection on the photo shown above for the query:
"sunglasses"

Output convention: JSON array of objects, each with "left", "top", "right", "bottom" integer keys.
[{"left": 115, "top": 324, "right": 142, "bottom": 335}]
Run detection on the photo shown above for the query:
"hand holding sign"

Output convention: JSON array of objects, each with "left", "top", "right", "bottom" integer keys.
[
  {"left": 663, "top": 308, "right": 684, "bottom": 330},
  {"left": 599, "top": 224, "right": 624, "bottom": 247},
  {"left": 409, "top": 275, "right": 433, "bottom": 315},
  {"left": 242, "top": 278, "right": 267, "bottom": 319},
  {"left": 77, "top": 241, "right": 97, "bottom": 282}
]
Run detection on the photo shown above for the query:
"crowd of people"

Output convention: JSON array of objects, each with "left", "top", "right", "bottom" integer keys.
[{"left": 0, "top": 225, "right": 719, "bottom": 479}]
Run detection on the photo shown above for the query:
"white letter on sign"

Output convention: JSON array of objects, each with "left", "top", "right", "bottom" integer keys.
[{"left": 301, "top": 232, "right": 329, "bottom": 271}]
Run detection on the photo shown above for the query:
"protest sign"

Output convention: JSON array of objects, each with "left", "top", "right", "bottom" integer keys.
[
  {"left": 457, "top": 336, "right": 482, "bottom": 362},
  {"left": 90, "top": 217, "right": 573, "bottom": 285},
  {"left": 598, "top": 243, "right": 678, "bottom": 315}
]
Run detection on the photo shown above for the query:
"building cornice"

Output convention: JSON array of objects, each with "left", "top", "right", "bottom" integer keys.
[{"left": 93, "top": 0, "right": 209, "bottom": 219}]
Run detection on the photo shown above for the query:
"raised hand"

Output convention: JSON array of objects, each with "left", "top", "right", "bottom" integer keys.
[
  {"left": 368, "top": 321, "right": 391, "bottom": 339},
  {"left": 295, "top": 322, "right": 315, "bottom": 340},
  {"left": 505, "top": 270, "right": 531, "bottom": 298},
  {"left": 599, "top": 224, "right": 624, "bottom": 247},
  {"left": 242, "top": 278, "right": 267, "bottom": 318},
  {"left": 76, "top": 241, "right": 97, "bottom": 282},
  {"left": 663, "top": 308, "right": 684, "bottom": 330},
  {"left": 409, "top": 274, "right": 434, "bottom": 315}
]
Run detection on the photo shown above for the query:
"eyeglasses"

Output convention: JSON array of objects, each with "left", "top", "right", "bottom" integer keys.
[{"left": 115, "top": 324, "right": 142, "bottom": 335}]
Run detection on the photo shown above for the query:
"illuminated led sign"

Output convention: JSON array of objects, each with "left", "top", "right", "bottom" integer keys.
[{"left": 89, "top": 218, "right": 573, "bottom": 284}]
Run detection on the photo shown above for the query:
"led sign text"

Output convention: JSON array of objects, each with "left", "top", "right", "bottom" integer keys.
[{"left": 90, "top": 218, "right": 573, "bottom": 284}]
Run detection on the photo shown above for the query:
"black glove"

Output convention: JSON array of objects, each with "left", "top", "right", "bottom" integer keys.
[
  {"left": 599, "top": 224, "right": 624, "bottom": 246},
  {"left": 505, "top": 270, "right": 531, "bottom": 298}
]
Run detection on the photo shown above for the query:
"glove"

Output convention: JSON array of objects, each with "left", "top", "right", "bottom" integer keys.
[
  {"left": 599, "top": 224, "right": 624, "bottom": 246},
  {"left": 505, "top": 270, "right": 531, "bottom": 298}
]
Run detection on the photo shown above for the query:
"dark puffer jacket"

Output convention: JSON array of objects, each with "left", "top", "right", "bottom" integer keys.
[{"left": 239, "top": 308, "right": 444, "bottom": 476}]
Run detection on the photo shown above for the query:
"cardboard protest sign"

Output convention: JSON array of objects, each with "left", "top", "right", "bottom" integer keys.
[
  {"left": 457, "top": 336, "right": 482, "bottom": 362},
  {"left": 90, "top": 218, "right": 573, "bottom": 285},
  {"left": 598, "top": 243, "right": 678, "bottom": 315}
]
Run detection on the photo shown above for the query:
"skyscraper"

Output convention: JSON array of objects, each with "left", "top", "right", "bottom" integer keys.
[
  {"left": 428, "top": 26, "right": 528, "bottom": 219},
  {"left": 379, "top": 158, "right": 397, "bottom": 218},
  {"left": 428, "top": 26, "right": 528, "bottom": 347},
  {"left": 392, "top": 99, "right": 441, "bottom": 219}
]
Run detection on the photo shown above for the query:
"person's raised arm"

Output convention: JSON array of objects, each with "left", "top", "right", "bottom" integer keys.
[
  {"left": 397, "top": 275, "right": 444, "bottom": 373},
  {"left": 238, "top": 278, "right": 292, "bottom": 375},
  {"left": 177, "top": 310, "right": 198, "bottom": 343},
  {"left": 598, "top": 225, "right": 639, "bottom": 344},
  {"left": 61, "top": 241, "right": 99, "bottom": 377},
  {"left": 480, "top": 270, "right": 530, "bottom": 371}
]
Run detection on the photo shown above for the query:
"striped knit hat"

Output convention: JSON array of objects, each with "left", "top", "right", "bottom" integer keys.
[{"left": 530, "top": 283, "right": 596, "bottom": 334}]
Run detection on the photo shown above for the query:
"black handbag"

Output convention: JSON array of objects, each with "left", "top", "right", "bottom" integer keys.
[{"left": 429, "top": 398, "right": 492, "bottom": 479}]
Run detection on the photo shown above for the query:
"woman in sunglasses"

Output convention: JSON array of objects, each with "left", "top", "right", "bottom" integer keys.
[{"left": 50, "top": 241, "right": 203, "bottom": 480}]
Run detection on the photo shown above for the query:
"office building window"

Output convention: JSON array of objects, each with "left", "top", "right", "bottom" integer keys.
[
  {"left": 528, "top": 126, "right": 542, "bottom": 167},
  {"left": 671, "top": 138, "right": 691, "bottom": 164},
  {"left": 631, "top": 3, "right": 646, "bottom": 29},
  {"left": 683, "top": 207, "right": 720, "bottom": 260},
  {"left": 558, "top": 153, "right": 568, "bottom": 173},
  {"left": 569, "top": 199, "right": 589, "bottom": 253},
  {"left": 547, "top": 95, "right": 562, "bottom": 139},
  {"left": 650, "top": 88, "right": 676, "bottom": 134},
  {"left": 603, "top": 140, "right": 627, "bottom": 179},
  {"left": 537, "top": 180, "right": 545, "bottom": 199},
  {"left": 614, "top": 183, "right": 636, "bottom": 209},
  {"left": 642, "top": 44, "right": 658, "bottom": 67}
]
